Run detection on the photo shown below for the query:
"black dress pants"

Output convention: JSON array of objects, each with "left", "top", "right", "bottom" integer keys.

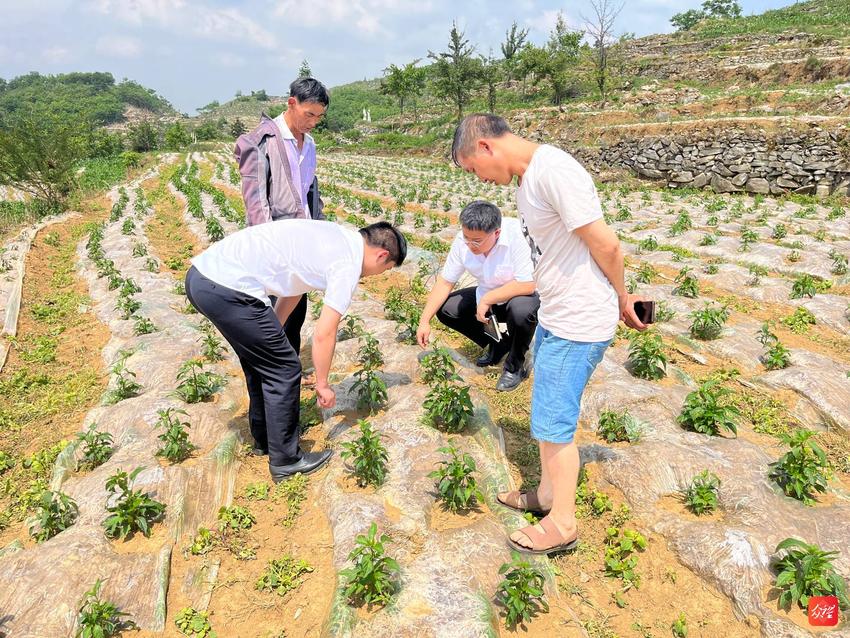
[
  {"left": 185, "top": 266, "right": 302, "bottom": 465},
  {"left": 436, "top": 286, "right": 540, "bottom": 373}
]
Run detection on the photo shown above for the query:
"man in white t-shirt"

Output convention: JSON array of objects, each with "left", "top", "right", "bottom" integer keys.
[
  {"left": 416, "top": 200, "right": 539, "bottom": 391},
  {"left": 186, "top": 220, "right": 407, "bottom": 482},
  {"left": 451, "top": 113, "right": 647, "bottom": 555}
]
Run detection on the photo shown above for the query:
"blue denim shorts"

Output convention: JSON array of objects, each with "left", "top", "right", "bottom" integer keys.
[{"left": 530, "top": 327, "right": 611, "bottom": 444}]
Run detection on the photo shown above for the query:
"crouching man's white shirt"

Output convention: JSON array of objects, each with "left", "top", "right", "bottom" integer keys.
[{"left": 191, "top": 219, "right": 363, "bottom": 315}]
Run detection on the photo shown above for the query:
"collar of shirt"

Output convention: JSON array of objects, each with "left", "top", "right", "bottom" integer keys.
[{"left": 274, "top": 113, "right": 314, "bottom": 148}]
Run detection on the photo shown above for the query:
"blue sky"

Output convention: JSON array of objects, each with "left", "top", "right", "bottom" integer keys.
[{"left": 1, "top": 0, "right": 794, "bottom": 114}]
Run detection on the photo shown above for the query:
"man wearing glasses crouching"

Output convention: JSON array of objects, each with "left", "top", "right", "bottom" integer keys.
[{"left": 416, "top": 200, "right": 539, "bottom": 391}]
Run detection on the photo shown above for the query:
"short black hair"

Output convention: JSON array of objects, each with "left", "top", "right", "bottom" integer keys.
[
  {"left": 359, "top": 221, "right": 407, "bottom": 267},
  {"left": 451, "top": 113, "right": 511, "bottom": 167},
  {"left": 289, "top": 77, "right": 330, "bottom": 106},
  {"left": 459, "top": 200, "right": 501, "bottom": 233}
]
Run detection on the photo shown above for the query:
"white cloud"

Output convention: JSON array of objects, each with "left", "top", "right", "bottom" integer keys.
[
  {"left": 95, "top": 35, "right": 143, "bottom": 58},
  {"left": 87, "top": 1, "right": 275, "bottom": 49},
  {"left": 42, "top": 46, "right": 71, "bottom": 63},
  {"left": 273, "top": 0, "right": 431, "bottom": 35},
  {"left": 196, "top": 7, "right": 276, "bottom": 50},
  {"left": 87, "top": 0, "right": 185, "bottom": 25},
  {"left": 525, "top": 9, "right": 581, "bottom": 36}
]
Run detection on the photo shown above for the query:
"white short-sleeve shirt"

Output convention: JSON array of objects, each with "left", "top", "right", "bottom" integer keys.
[
  {"left": 191, "top": 219, "right": 363, "bottom": 315},
  {"left": 516, "top": 145, "right": 618, "bottom": 342},
  {"left": 440, "top": 217, "right": 535, "bottom": 303}
]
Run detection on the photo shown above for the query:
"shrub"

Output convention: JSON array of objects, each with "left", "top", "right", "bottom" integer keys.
[
  {"left": 174, "top": 360, "right": 225, "bottom": 403},
  {"left": 174, "top": 607, "right": 216, "bottom": 637},
  {"left": 689, "top": 304, "right": 729, "bottom": 340},
  {"left": 155, "top": 407, "right": 196, "bottom": 463},
  {"left": 423, "top": 379, "right": 474, "bottom": 432},
  {"left": 133, "top": 315, "right": 157, "bottom": 335},
  {"left": 771, "top": 538, "right": 849, "bottom": 610},
  {"left": 244, "top": 482, "right": 270, "bottom": 501},
  {"left": 340, "top": 522, "right": 400, "bottom": 606},
  {"left": 338, "top": 314, "right": 365, "bottom": 341},
  {"left": 781, "top": 306, "right": 816, "bottom": 334},
  {"left": 757, "top": 322, "right": 791, "bottom": 370},
  {"left": 597, "top": 409, "right": 641, "bottom": 443},
  {"left": 682, "top": 470, "right": 720, "bottom": 515},
  {"left": 75, "top": 579, "right": 135, "bottom": 637},
  {"left": 677, "top": 380, "right": 739, "bottom": 436},
  {"left": 672, "top": 267, "right": 699, "bottom": 298},
  {"left": 256, "top": 556, "right": 314, "bottom": 597},
  {"left": 104, "top": 355, "right": 142, "bottom": 404},
  {"left": 29, "top": 489, "right": 79, "bottom": 542},
  {"left": 495, "top": 551, "right": 549, "bottom": 628},
  {"left": 626, "top": 330, "right": 667, "bottom": 380},
  {"left": 102, "top": 467, "right": 166, "bottom": 540},
  {"left": 350, "top": 368, "right": 388, "bottom": 413},
  {"left": 790, "top": 273, "right": 825, "bottom": 299},
  {"left": 419, "top": 347, "right": 457, "bottom": 384},
  {"left": 768, "top": 430, "right": 831, "bottom": 505},
  {"left": 188, "top": 527, "right": 216, "bottom": 555},
  {"left": 604, "top": 527, "right": 647, "bottom": 589},
  {"left": 76, "top": 423, "right": 114, "bottom": 470},
  {"left": 428, "top": 442, "right": 484, "bottom": 512},
  {"left": 340, "top": 419, "right": 389, "bottom": 488},
  {"left": 217, "top": 504, "right": 255, "bottom": 531}
]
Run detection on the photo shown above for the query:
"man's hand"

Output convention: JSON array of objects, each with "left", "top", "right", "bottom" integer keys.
[
  {"left": 316, "top": 384, "right": 336, "bottom": 409},
  {"left": 476, "top": 300, "right": 492, "bottom": 324},
  {"left": 620, "top": 293, "right": 648, "bottom": 331},
  {"left": 416, "top": 321, "right": 431, "bottom": 349}
]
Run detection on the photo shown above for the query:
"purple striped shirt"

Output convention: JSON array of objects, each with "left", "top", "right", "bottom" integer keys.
[{"left": 273, "top": 113, "right": 316, "bottom": 210}]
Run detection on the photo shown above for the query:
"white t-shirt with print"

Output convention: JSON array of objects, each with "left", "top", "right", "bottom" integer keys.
[
  {"left": 191, "top": 219, "right": 363, "bottom": 315},
  {"left": 516, "top": 145, "right": 618, "bottom": 342},
  {"left": 440, "top": 217, "right": 535, "bottom": 303}
]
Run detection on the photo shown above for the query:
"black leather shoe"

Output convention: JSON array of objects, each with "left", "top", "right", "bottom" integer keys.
[
  {"left": 251, "top": 445, "right": 268, "bottom": 457},
  {"left": 270, "top": 449, "right": 333, "bottom": 482},
  {"left": 477, "top": 345, "right": 508, "bottom": 367},
  {"left": 495, "top": 366, "right": 529, "bottom": 392}
]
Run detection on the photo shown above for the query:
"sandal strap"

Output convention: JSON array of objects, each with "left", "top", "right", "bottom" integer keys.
[
  {"left": 514, "top": 517, "right": 574, "bottom": 551},
  {"left": 499, "top": 490, "right": 544, "bottom": 511}
]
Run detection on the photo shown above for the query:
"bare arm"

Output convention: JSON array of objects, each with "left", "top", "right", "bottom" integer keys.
[
  {"left": 416, "top": 276, "right": 455, "bottom": 348},
  {"left": 574, "top": 219, "right": 646, "bottom": 330},
  {"left": 312, "top": 304, "right": 342, "bottom": 407},
  {"left": 475, "top": 280, "right": 537, "bottom": 323}
]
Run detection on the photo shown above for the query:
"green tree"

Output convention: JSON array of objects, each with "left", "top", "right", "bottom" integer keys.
[
  {"left": 230, "top": 118, "right": 247, "bottom": 137},
  {"left": 501, "top": 21, "right": 529, "bottom": 83},
  {"left": 87, "top": 129, "right": 125, "bottom": 157},
  {"left": 428, "top": 22, "right": 482, "bottom": 122},
  {"left": 164, "top": 122, "right": 191, "bottom": 150},
  {"left": 0, "top": 111, "right": 90, "bottom": 211},
  {"left": 127, "top": 120, "right": 159, "bottom": 152},
  {"left": 381, "top": 60, "right": 426, "bottom": 124},
  {"left": 194, "top": 120, "right": 220, "bottom": 141},
  {"left": 583, "top": 0, "right": 625, "bottom": 105},
  {"left": 479, "top": 51, "right": 501, "bottom": 113},
  {"left": 518, "top": 13, "right": 582, "bottom": 106},
  {"left": 703, "top": 0, "right": 741, "bottom": 18},
  {"left": 197, "top": 100, "right": 219, "bottom": 113},
  {"left": 299, "top": 59, "right": 312, "bottom": 77}
]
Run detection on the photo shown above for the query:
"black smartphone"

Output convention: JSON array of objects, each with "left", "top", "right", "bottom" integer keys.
[{"left": 634, "top": 300, "right": 656, "bottom": 324}]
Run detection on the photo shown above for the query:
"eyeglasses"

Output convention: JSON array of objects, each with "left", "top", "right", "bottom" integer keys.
[{"left": 462, "top": 232, "right": 496, "bottom": 248}]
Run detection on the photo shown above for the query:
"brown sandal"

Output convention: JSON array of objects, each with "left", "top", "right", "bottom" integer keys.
[
  {"left": 508, "top": 516, "right": 578, "bottom": 555},
  {"left": 497, "top": 490, "right": 550, "bottom": 515}
]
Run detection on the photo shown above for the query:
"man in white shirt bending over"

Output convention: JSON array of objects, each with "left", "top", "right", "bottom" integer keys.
[
  {"left": 416, "top": 200, "right": 539, "bottom": 391},
  {"left": 186, "top": 221, "right": 406, "bottom": 482},
  {"left": 451, "top": 113, "right": 647, "bottom": 555}
]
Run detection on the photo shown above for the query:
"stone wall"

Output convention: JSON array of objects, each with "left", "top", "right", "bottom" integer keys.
[{"left": 575, "top": 124, "right": 850, "bottom": 197}]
